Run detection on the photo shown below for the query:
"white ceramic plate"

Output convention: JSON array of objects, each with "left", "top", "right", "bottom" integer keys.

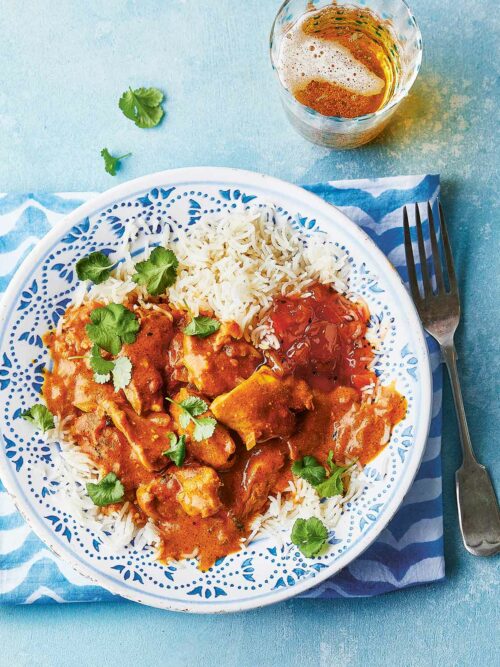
[{"left": 0, "top": 167, "right": 431, "bottom": 612}]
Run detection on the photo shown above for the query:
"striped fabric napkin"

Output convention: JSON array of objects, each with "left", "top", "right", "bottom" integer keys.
[{"left": 0, "top": 175, "right": 444, "bottom": 604}]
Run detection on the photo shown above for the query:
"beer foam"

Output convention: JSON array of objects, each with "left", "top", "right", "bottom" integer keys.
[{"left": 277, "top": 18, "right": 384, "bottom": 97}]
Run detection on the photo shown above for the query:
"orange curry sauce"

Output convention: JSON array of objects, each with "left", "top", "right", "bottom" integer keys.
[{"left": 43, "top": 284, "right": 406, "bottom": 570}]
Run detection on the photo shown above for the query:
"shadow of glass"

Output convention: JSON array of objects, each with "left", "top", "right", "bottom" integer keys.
[{"left": 369, "top": 73, "right": 448, "bottom": 150}]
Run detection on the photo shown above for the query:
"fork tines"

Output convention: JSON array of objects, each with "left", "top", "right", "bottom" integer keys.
[{"left": 403, "top": 200, "right": 458, "bottom": 302}]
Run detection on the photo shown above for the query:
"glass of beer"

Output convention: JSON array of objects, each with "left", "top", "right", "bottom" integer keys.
[{"left": 270, "top": 0, "right": 422, "bottom": 149}]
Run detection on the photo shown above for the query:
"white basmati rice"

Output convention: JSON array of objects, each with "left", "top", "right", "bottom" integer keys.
[{"left": 167, "top": 207, "right": 349, "bottom": 339}]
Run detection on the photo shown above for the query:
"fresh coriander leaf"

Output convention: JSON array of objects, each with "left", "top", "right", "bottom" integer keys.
[
  {"left": 315, "top": 470, "right": 345, "bottom": 498},
  {"left": 293, "top": 450, "right": 351, "bottom": 498},
  {"left": 89, "top": 345, "right": 132, "bottom": 390},
  {"left": 316, "top": 461, "right": 352, "bottom": 498},
  {"left": 166, "top": 396, "right": 216, "bottom": 442},
  {"left": 89, "top": 344, "right": 115, "bottom": 375},
  {"left": 112, "top": 356, "right": 132, "bottom": 392},
  {"left": 21, "top": 404, "right": 55, "bottom": 432},
  {"left": 94, "top": 372, "right": 111, "bottom": 384},
  {"left": 163, "top": 433, "right": 186, "bottom": 466},
  {"left": 183, "top": 316, "right": 221, "bottom": 338},
  {"left": 86, "top": 303, "right": 140, "bottom": 355},
  {"left": 193, "top": 417, "right": 217, "bottom": 442},
  {"left": 118, "top": 87, "right": 165, "bottom": 129},
  {"left": 86, "top": 472, "right": 125, "bottom": 507},
  {"left": 76, "top": 251, "right": 114, "bottom": 284},
  {"left": 178, "top": 411, "right": 191, "bottom": 429},
  {"left": 291, "top": 455, "right": 327, "bottom": 487},
  {"left": 132, "top": 247, "right": 178, "bottom": 296},
  {"left": 100, "top": 148, "right": 131, "bottom": 176},
  {"left": 291, "top": 517, "right": 328, "bottom": 558},
  {"left": 178, "top": 396, "right": 208, "bottom": 418}
]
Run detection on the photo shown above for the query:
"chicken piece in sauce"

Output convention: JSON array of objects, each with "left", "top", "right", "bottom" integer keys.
[
  {"left": 69, "top": 412, "right": 154, "bottom": 494},
  {"left": 121, "top": 307, "right": 174, "bottom": 415},
  {"left": 138, "top": 466, "right": 222, "bottom": 520},
  {"left": 102, "top": 401, "right": 172, "bottom": 472},
  {"left": 136, "top": 476, "right": 177, "bottom": 523},
  {"left": 44, "top": 303, "right": 114, "bottom": 416},
  {"left": 45, "top": 302, "right": 95, "bottom": 359},
  {"left": 210, "top": 366, "right": 313, "bottom": 449},
  {"left": 230, "top": 445, "right": 287, "bottom": 520},
  {"left": 137, "top": 474, "right": 241, "bottom": 570},
  {"left": 288, "top": 385, "right": 407, "bottom": 466},
  {"left": 333, "top": 384, "right": 407, "bottom": 465},
  {"left": 287, "top": 387, "right": 359, "bottom": 463},
  {"left": 169, "top": 387, "right": 236, "bottom": 470},
  {"left": 182, "top": 321, "right": 262, "bottom": 398},
  {"left": 174, "top": 466, "right": 223, "bottom": 518},
  {"left": 71, "top": 372, "right": 117, "bottom": 413}
]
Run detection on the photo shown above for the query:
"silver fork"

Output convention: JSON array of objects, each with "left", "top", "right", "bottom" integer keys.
[{"left": 403, "top": 201, "right": 500, "bottom": 556}]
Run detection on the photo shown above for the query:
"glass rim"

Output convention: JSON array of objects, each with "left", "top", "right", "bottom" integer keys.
[{"left": 269, "top": 0, "right": 423, "bottom": 124}]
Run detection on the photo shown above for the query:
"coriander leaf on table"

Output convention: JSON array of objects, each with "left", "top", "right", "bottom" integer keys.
[
  {"left": 76, "top": 251, "right": 114, "bottom": 284},
  {"left": 163, "top": 433, "right": 186, "bottom": 467},
  {"left": 100, "top": 148, "right": 131, "bottom": 176},
  {"left": 86, "top": 472, "right": 125, "bottom": 507},
  {"left": 86, "top": 303, "right": 140, "bottom": 355},
  {"left": 291, "top": 517, "right": 328, "bottom": 558},
  {"left": 183, "top": 315, "right": 220, "bottom": 338},
  {"left": 291, "top": 455, "right": 327, "bottom": 487},
  {"left": 21, "top": 404, "right": 55, "bottom": 432},
  {"left": 118, "top": 87, "right": 165, "bottom": 129},
  {"left": 132, "top": 247, "right": 178, "bottom": 296}
]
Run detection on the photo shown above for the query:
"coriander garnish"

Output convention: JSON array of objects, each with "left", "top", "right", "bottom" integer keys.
[
  {"left": 90, "top": 345, "right": 132, "bottom": 392},
  {"left": 291, "top": 455, "right": 327, "bottom": 487},
  {"left": 76, "top": 251, "right": 114, "bottom": 284},
  {"left": 162, "top": 433, "right": 187, "bottom": 466},
  {"left": 118, "top": 87, "right": 165, "bottom": 129},
  {"left": 166, "top": 395, "right": 217, "bottom": 442},
  {"left": 100, "top": 148, "right": 131, "bottom": 176},
  {"left": 292, "top": 451, "right": 354, "bottom": 499},
  {"left": 183, "top": 315, "right": 220, "bottom": 338},
  {"left": 86, "top": 472, "right": 125, "bottom": 507},
  {"left": 132, "top": 247, "right": 178, "bottom": 296},
  {"left": 291, "top": 517, "right": 328, "bottom": 558},
  {"left": 86, "top": 303, "right": 140, "bottom": 355},
  {"left": 21, "top": 404, "right": 55, "bottom": 433}
]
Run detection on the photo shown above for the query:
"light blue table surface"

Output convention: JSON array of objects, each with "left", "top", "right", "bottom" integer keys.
[{"left": 0, "top": 1, "right": 498, "bottom": 665}]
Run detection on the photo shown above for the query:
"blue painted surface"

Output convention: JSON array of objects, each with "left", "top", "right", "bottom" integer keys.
[{"left": 0, "top": 1, "right": 498, "bottom": 665}]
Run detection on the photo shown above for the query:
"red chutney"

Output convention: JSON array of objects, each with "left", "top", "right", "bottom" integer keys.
[{"left": 269, "top": 283, "right": 376, "bottom": 392}]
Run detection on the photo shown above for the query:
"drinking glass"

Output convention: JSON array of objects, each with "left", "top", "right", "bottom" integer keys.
[{"left": 270, "top": 0, "right": 422, "bottom": 149}]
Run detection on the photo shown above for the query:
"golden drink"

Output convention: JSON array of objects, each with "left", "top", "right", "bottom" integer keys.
[{"left": 277, "top": 4, "right": 400, "bottom": 118}]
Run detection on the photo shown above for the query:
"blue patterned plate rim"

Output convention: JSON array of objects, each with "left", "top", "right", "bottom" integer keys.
[{"left": 0, "top": 167, "right": 432, "bottom": 612}]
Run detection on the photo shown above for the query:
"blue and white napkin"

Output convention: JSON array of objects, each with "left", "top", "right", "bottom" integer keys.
[{"left": 0, "top": 175, "right": 444, "bottom": 604}]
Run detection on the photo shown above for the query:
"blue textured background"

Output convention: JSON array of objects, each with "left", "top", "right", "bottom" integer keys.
[{"left": 0, "top": 1, "right": 498, "bottom": 665}]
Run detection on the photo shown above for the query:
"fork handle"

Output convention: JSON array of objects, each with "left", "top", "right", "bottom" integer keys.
[
  {"left": 442, "top": 343, "right": 500, "bottom": 556},
  {"left": 441, "top": 343, "right": 477, "bottom": 467}
]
